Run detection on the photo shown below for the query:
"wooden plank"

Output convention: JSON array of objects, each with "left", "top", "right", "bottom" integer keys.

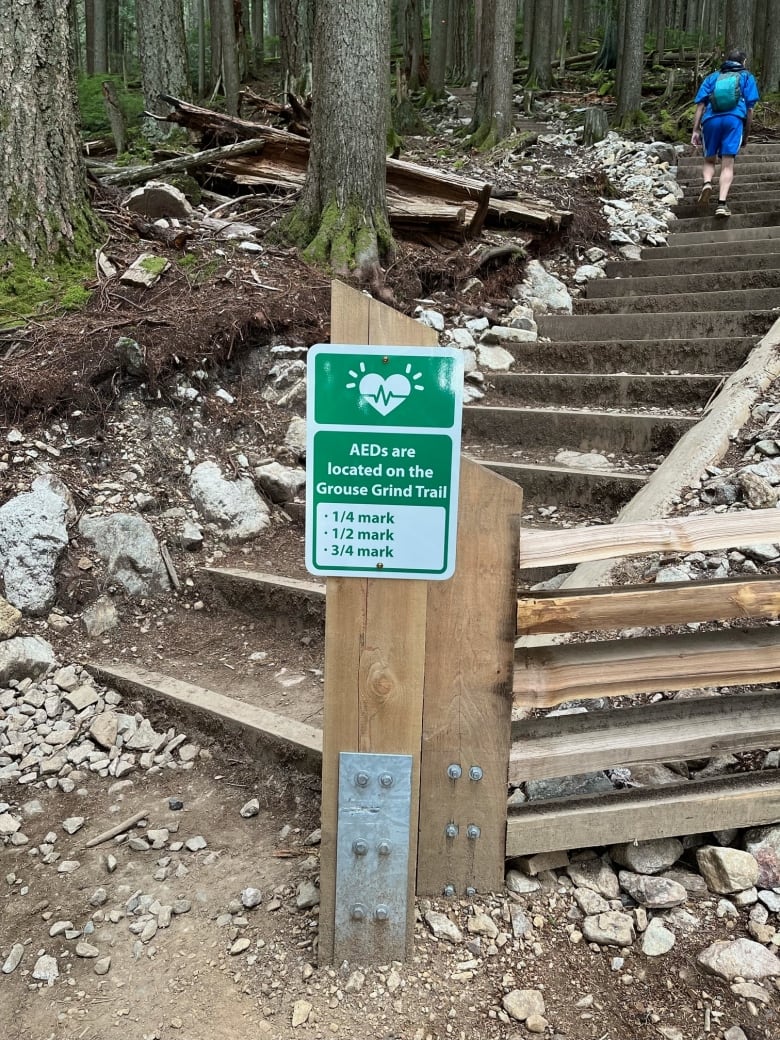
[
  {"left": 319, "top": 281, "right": 436, "bottom": 966},
  {"left": 417, "top": 459, "right": 522, "bottom": 897},
  {"left": 506, "top": 770, "right": 780, "bottom": 856},
  {"left": 510, "top": 689, "right": 780, "bottom": 783},
  {"left": 514, "top": 627, "right": 780, "bottom": 709},
  {"left": 86, "top": 663, "right": 322, "bottom": 770},
  {"left": 518, "top": 508, "right": 780, "bottom": 571},
  {"left": 518, "top": 575, "right": 780, "bottom": 635}
]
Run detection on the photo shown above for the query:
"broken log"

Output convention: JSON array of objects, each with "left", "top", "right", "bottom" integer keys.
[{"left": 100, "top": 138, "right": 267, "bottom": 187}]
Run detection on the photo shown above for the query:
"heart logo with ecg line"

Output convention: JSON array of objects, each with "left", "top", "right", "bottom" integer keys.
[{"left": 358, "top": 373, "right": 411, "bottom": 416}]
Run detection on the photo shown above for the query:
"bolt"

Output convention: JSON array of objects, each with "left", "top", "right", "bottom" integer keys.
[
  {"left": 376, "top": 562, "right": 384, "bottom": 569},
  {"left": 443, "top": 885, "right": 456, "bottom": 898},
  {"left": 469, "top": 765, "right": 484, "bottom": 782},
  {"left": 377, "top": 841, "right": 392, "bottom": 856},
  {"left": 444, "top": 823, "right": 458, "bottom": 839},
  {"left": 351, "top": 904, "right": 367, "bottom": 921},
  {"left": 447, "top": 763, "right": 462, "bottom": 780},
  {"left": 382, "top": 356, "right": 389, "bottom": 364},
  {"left": 352, "top": 839, "right": 368, "bottom": 856},
  {"left": 466, "top": 886, "right": 476, "bottom": 897},
  {"left": 355, "top": 771, "right": 370, "bottom": 788},
  {"left": 467, "top": 824, "right": 481, "bottom": 840},
  {"left": 379, "top": 773, "right": 394, "bottom": 788},
  {"left": 374, "top": 905, "right": 389, "bottom": 922}
]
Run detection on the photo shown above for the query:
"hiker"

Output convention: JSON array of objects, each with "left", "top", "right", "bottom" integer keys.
[{"left": 690, "top": 49, "right": 760, "bottom": 217}]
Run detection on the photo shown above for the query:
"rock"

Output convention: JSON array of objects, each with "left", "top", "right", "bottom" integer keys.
[
  {"left": 82, "top": 597, "right": 119, "bottom": 638},
  {"left": 445, "top": 328, "right": 476, "bottom": 349},
  {"left": 696, "top": 846, "right": 760, "bottom": 894},
  {"left": 94, "top": 956, "right": 111, "bottom": 976},
  {"left": 291, "top": 1000, "right": 312, "bottom": 1027},
  {"left": 229, "top": 937, "right": 251, "bottom": 955},
  {"left": 78, "top": 513, "right": 170, "bottom": 597},
  {"left": 567, "top": 858, "right": 620, "bottom": 898},
  {"left": 525, "top": 1014, "right": 548, "bottom": 1034},
  {"left": 58, "top": 860, "right": 80, "bottom": 874},
  {"left": 0, "top": 596, "right": 22, "bottom": 640},
  {"left": 610, "top": 838, "right": 683, "bottom": 875},
  {"left": 582, "top": 911, "right": 635, "bottom": 947},
  {"left": 344, "top": 969, "right": 365, "bottom": 994},
  {"left": 745, "top": 825, "right": 780, "bottom": 888},
  {"left": 90, "top": 888, "right": 108, "bottom": 908},
  {"left": 284, "top": 417, "right": 307, "bottom": 455},
  {"left": 502, "top": 989, "right": 546, "bottom": 1022},
  {"left": 697, "top": 938, "right": 780, "bottom": 981},
  {"left": 126, "top": 717, "right": 162, "bottom": 751},
  {"left": 89, "top": 711, "right": 119, "bottom": 750},
  {"left": 739, "top": 471, "right": 779, "bottom": 509},
  {"left": 296, "top": 879, "right": 319, "bottom": 909},
  {"left": 0, "top": 813, "right": 21, "bottom": 836},
  {"left": 618, "top": 871, "right": 687, "bottom": 908},
  {"left": 32, "top": 954, "right": 59, "bottom": 984},
  {"left": 416, "top": 308, "right": 444, "bottom": 331},
  {"left": 0, "top": 635, "right": 56, "bottom": 685},
  {"left": 528, "top": 772, "right": 614, "bottom": 802},
  {"left": 2, "top": 943, "right": 24, "bottom": 974},
  {"left": 758, "top": 890, "right": 780, "bottom": 913},
  {"left": 723, "top": 1028, "right": 748, "bottom": 1040},
  {"left": 475, "top": 343, "right": 515, "bottom": 372},
  {"left": 573, "top": 264, "right": 606, "bottom": 284},
  {"left": 641, "top": 918, "right": 675, "bottom": 956},
  {"left": 124, "top": 181, "right": 193, "bottom": 219},
  {"left": 480, "top": 325, "right": 537, "bottom": 346},
  {"left": 184, "top": 835, "right": 207, "bottom": 852},
  {"left": 254, "top": 462, "right": 306, "bottom": 504},
  {"left": 467, "top": 912, "right": 498, "bottom": 939},
  {"left": 64, "top": 683, "right": 99, "bottom": 711},
  {"left": 574, "top": 888, "right": 611, "bottom": 916},
  {"left": 731, "top": 981, "right": 771, "bottom": 1004},
  {"left": 515, "top": 259, "right": 573, "bottom": 314},
  {"left": 180, "top": 521, "right": 203, "bottom": 551},
  {"left": 505, "top": 870, "right": 541, "bottom": 895},
  {"left": 0, "top": 488, "right": 69, "bottom": 614},
  {"left": 189, "top": 461, "right": 271, "bottom": 543},
  {"left": 240, "top": 798, "right": 260, "bottom": 819},
  {"left": 62, "top": 817, "right": 85, "bottom": 835},
  {"left": 555, "top": 449, "right": 610, "bottom": 469},
  {"left": 241, "top": 887, "right": 262, "bottom": 909},
  {"left": 76, "top": 942, "right": 99, "bottom": 959},
  {"left": 424, "top": 910, "right": 462, "bottom": 944}
]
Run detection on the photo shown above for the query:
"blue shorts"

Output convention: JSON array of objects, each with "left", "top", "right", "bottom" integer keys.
[{"left": 702, "top": 114, "right": 744, "bottom": 158}]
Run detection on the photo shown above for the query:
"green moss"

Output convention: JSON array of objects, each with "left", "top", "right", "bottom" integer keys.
[
  {"left": 167, "top": 174, "right": 202, "bottom": 205},
  {"left": 78, "top": 75, "right": 144, "bottom": 136},
  {"left": 176, "top": 253, "right": 198, "bottom": 269},
  {"left": 0, "top": 250, "right": 94, "bottom": 328},
  {"left": 140, "top": 255, "right": 169, "bottom": 275}
]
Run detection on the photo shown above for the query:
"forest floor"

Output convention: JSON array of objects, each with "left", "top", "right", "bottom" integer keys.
[{"left": 2, "top": 86, "right": 780, "bottom": 1040}]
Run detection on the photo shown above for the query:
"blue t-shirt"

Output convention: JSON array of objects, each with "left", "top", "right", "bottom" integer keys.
[{"left": 695, "top": 64, "right": 760, "bottom": 122}]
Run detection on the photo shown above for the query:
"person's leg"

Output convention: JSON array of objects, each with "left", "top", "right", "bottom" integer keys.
[
  {"left": 718, "top": 157, "right": 735, "bottom": 200},
  {"left": 698, "top": 120, "right": 719, "bottom": 205}
]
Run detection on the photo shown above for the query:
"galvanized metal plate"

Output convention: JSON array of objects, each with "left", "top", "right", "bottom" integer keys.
[{"left": 334, "top": 752, "right": 413, "bottom": 963}]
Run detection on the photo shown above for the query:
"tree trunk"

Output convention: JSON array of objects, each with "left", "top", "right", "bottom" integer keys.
[
  {"left": 762, "top": 0, "right": 780, "bottom": 91},
  {"left": 282, "top": 0, "right": 393, "bottom": 280},
  {"left": 93, "top": 0, "right": 108, "bottom": 73},
  {"left": 210, "top": 0, "right": 223, "bottom": 90},
  {"left": 252, "top": 0, "right": 265, "bottom": 72},
  {"left": 137, "top": 0, "right": 192, "bottom": 136},
  {"left": 279, "top": 0, "right": 313, "bottom": 96},
  {"left": 471, "top": 0, "right": 516, "bottom": 146},
  {"left": 571, "top": 0, "right": 583, "bottom": 53},
  {"left": 198, "top": 0, "right": 207, "bottom": 95},
  {"left": 651, "top": 0, "right": 666, "bottom": 64},
  {"left": 754, "top": 0, "right": 767, "bottom": 71},
  {"left": 522, "top": 0, "right": 535, "bottom": 58},
  {"left": 0, "top": 0, "right": 96, "bottom": 261},
  {"left": 428, "top": 0, "right": 449, "bottom": 99},
  {"left": 449, "top": 0, "right": 474, "bottom": 83},
  {"left": 528, "top": 0, "right": 554, "bottom": 86},
  {"left": 85, "top": 0, "right": 96, "bottom": 74},
  {"left": 220, "top": 0, "right": 240, "bottom": 113},
  {"left": 404, "top": 0, "right": 426, "bottom": 90},
  {"left": 594, "top": 0, "right": 618, "bottom": 69},
  {"left": 616, "top": 0, "right": 648, "bottom": 127},
  {"left": 725, "top": 0, "right": 754, "bottom": 58}
]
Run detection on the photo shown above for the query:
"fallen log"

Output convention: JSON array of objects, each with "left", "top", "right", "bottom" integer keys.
[{"left": 101, "top": 137, "right": 267, "bottom": 187}]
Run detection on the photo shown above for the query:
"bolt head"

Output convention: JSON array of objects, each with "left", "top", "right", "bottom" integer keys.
[
  {"left": 469, "top": 765, "right": 484, "bottom": 782},
  {"left": 379, "top": 773, "right": 394, "bottom": 788},
  {"left": 377, "top": 841, "right": 392, "bottom": 856},
  {"left": 374, "top": 905, "right": 389, "bottom": 921},
  {"left": 351, "top": 904, "right": 366, "bottom": 921},
  {"left": 355, "top": 771, "right": 370, "bottom": 788},
  {"left": 466, "top": 886, "right": 476, "bottom": 897},
  {"left": 467, "top": 824, "right": 481, "bottom": 840},
  {"left": 352, "top": 839, "right": 368, "bottom": 856},
  {"left": 447, "top": 763, "right": 462, "bottom": 780},
  {"left": 443, "top": 885, "right": 456, "bottom": 898},
  {"left": 445, "top": 823, "right": 458, "bottom": 839}
]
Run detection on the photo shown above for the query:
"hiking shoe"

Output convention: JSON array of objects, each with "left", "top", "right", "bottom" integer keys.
[
  {"left": 715, "top": 202, "right": 731, "bottom": 217},
  {"left": 697, "top": 182, "right": 712, "bottom": 206}
]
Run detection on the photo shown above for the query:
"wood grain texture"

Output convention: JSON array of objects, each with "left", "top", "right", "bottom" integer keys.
[
  {"left": 319, "top": 281, "right": 436, "bottom": 965},
  {"left": 518, "top": 509, "right": 780, "bottom": 570},
  {"left": 514, "top": 627, "right": 780, "bottom": 708},
  {"left": 417, "top": 459, "right": 522, "bottom": 897},
  {"left": 510, "top": 690, "right": 780, "bottom": 783},
  {"left": 517, "top": 575, "right": 780, "bottom": 635},
  {"left": 506, "top": 770, "right": 780, "bottom": 856}
]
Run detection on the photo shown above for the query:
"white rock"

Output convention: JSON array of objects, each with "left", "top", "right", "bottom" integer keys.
[
  {"left": 415, "top": 308, "right": 444, "bottom": 331},
  {"left": 78, "top": 513, "right": 170, "bottom": 597},
  {"left": 189, "top": 461, "right": 270, "bottom": 543},
  {"left": 475, "top": 344, "right": 514, "bottom": 372},
  {"left": 0, "top": 488, "right": 69, "bottom": 614},
  {"left": 32, "top": 954, "right": 59, "bottom": 984},
  {"left": 424, "top": 910, "right": 462, "bottom": 944}
]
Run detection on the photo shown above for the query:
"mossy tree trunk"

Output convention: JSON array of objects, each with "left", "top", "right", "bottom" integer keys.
[
  {"left": 615, "top": 0, "right": 648, "bottom": 129},
  {"left": 282, "top": 0, "right": 393, "bottom": 282},
  {"left": 0, "top": 0, "right": 96, "bottom": 262},
  {"left": 470, "top": 0, "right": 516, "bottom": 147},
  {"left": 137, "top": 0, "right": 192, "bottom": 135}
]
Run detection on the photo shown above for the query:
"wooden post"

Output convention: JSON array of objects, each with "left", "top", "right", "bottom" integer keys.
[
  {"left": 417, "top": 460, "right": 522, "bottom": 896},
  {"left": 318, "top": 282, "right": 437, "bottom": 965}
]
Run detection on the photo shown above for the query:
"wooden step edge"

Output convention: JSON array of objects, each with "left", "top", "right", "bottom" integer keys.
[
  {"left": 506, "top": 769, "right": 780, "bottom": 856},
  {"left": 86, "top": 662, "right": 323, "bottom": 774},
  {"left": 481, "top": 459, "right": 648, "bottom": 483},
  {"left": 201, "top": 567, "right": 325, "bottom": 598}
]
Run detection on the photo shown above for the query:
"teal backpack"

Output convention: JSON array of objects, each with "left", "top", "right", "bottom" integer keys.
[{"left": 710, "top": 71, "right": 743, "bottom": 113}]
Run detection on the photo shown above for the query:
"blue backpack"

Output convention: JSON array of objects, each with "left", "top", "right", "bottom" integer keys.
[{"left": 710, "top": 71, "right": 743, "bottom": 113}]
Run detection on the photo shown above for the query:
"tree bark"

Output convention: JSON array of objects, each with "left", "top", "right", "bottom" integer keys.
[
  {"left": 528, "top": 0, "right": 554, "bottom": 86},
  {"left": 220, "top": 0, "right": 240, "bottom": 114},
  {"left": 651, "top": 0, "right": 666, "bottom": 64},
  {"left": 594, "top": 0, "right": 618, "bottom": 70},
  {"left": 282, "top": 0, "right": 392, "bottom": 280},
  {"left": 449, "top": 0, "right": 474, "bottom": 83},
  {"left": 85, "top": 0, "right": 96, "bottom": 74},
  {"left": 403, "top": 0, "right": 426, "bottom": 90},
  {"left": 252, "top": 0, "right": 265, "bottom": 72},
  {"left": 137, "top": 0, "right": 192, "bottom": 136},
  {"left": 93, "top": 0, "right": 108, "bottom": 73},
  {"left": 428, "top": 0, "right": 449, "bottom": 98},
  {"left": 0, "top": 0, "right": 96, "bottom": 261},
  {"left": 616, "top": 0, "right": 648, "bottom": 127},
  {"left": 279, "top": 0, "right": 313, "bottom": 95},
  {"left": 762, "top": 0, "right": 780, "bottom": 92},
  {"left": 725, "top": 0, "right": 754, "bottom": 58},
  {"left": 522, "top": 0, "right": 535, "bottom": 57}
]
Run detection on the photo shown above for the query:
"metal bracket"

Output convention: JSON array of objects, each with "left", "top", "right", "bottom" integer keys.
[{"left": 335, "top": 752, "right": 413, "bottom": 962}]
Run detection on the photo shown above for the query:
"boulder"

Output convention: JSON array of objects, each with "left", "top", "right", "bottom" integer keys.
[
  {"left": 0, "top": 636, "right": 55, "bottom": 685},
  {"left": 284, "top": 417, "right": 307, "bottom": 455},
  {"left": 696, "top": 846, "right": 760, "bottom": 894},
  {"left": 189, "top": 461, "right": 271, "bottom": 543},
  {"left": 78, "top": 513, "right": 170, "bottom": 597},
  {"left": 0, "top": 596, "right": 22, "bottom": 641},
  {"left": 744, "top": 826, "right": 780, "bottom": 888},
  {"left": 475, "top": 343, "right": 514, "bottom": 372},
  {"left": 124, "top": 181, "right": 193, "bottom": 219},
  {"left": 697, "top": 938, "right": 780, "bottom": 981},
  {"left": 618, "top": 871, "right": 687, "bottom": 908},
  {"left": 502, "top": 989, "right": 545, "bottom": 1022},
  {"left": 254, "top": 462, "right": 306, "bottom": 504},
  {"left": 514, "top": 259, "right": 573, "bottom": 315},
  {"left": 582, "top": 911, "right": 635, "bottom": 946},
  {"left": 0, "top": 488, "right": 69, "bottom": 614},
  {"left": 610, "top": 838, "right": 683, "bottom": 875}
]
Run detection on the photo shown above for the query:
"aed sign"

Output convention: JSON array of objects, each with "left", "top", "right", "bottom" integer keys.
[{"left": 305, "top": 344, "right": 463, "bottom": 580}]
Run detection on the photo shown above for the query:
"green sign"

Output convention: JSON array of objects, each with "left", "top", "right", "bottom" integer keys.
[{"left": 305, "top": 344, "right": 463, "bottom": 580}]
